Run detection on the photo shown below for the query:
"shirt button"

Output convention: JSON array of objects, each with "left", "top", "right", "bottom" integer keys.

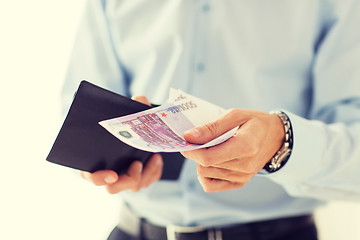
[
  {"left": 202, "top": 3, "right": 211, "bottom": 13},
  {"left": 188, "top": 181, "right": 195, "bottom": 189},
  {"left": 197, "top": 63, "right": 205, "bottom": 72}
]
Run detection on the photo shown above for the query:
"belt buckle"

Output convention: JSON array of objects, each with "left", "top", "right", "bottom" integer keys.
[{"left": 166, "top": 224, "right": 206, "bottom": 240}]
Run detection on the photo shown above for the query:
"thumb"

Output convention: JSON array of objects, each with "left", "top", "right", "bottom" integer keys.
[
  {"left": 184, "top": 109, "right": 248, "bottom": 144},
  {"left": 184, "top": 121, "right": 224, "bottom": 144}
]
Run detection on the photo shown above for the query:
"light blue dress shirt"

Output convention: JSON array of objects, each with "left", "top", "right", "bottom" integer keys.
[{"left": 62, "top": 0, "right": 360, "bottom": 228}]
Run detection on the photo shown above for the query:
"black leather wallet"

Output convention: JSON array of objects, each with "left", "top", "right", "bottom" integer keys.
[{"left": 46, "top": 80, "right": 184, "bottom": 180}]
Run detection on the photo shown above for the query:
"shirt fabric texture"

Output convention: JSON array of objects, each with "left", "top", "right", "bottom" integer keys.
[{"left": 62, "top": 0, "right": 360, "bottom": 228}]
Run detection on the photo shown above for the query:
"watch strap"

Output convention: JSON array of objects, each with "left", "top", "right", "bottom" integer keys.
[{"left": 263, "top": 111, "right": 293, "bottom": 173}]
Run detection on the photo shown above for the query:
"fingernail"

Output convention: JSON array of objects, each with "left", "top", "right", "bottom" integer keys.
[
  {"left": 186, "top": 128, "right": 201, "bottom": 138},
  {"left": 104, "top": 175, "right": 117, "bottom": 184},
  {"left": 155, "top": 155, "right": 162, "bottom": 166},
  {"left": 137, "top": 163, "right": 143, "bottom": 173}
]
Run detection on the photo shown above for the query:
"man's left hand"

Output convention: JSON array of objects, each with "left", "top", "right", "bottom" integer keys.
[{"left": 181, "top": 109, "right": 285, "bottom": 192}]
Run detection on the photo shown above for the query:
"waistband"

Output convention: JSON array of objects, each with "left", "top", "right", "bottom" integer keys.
[{"left": 117, "top": 202, "right": 315, "bottom": 240}]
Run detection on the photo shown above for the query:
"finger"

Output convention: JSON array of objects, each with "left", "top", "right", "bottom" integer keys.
[
  {"left": 197, "top": 164, "right": 254, "bottom": 183},
  {"left": 106, "top": 161, "right": 143, "bottom": 194},
  {"left": 132, "top": 95, "right": 151, "bottom": 106},
  {"left": 212, "top": 158, "right": 259, "bottom": 173},
  {"left": 140, "top": 154, "right": 163, "bottom": 188},
  {"left": 197, "top": 176, "right": 246, "bottom": 193},
  {"left": 182, "top": 119, "right": 266, "bottom": 166},
  {"left": 181, "top": 132, "right": 257, "bottom": 166},
  {"left": 125, "top": 160, "right": 144, "bottom": 192},
  {"left": 181, "top": 136, "right": 244, "bottom": 166},
  {"left": 184, "top": 109, "right": 251, "bottom": 145},
  {"left": 81, "top": 170, "right": 119, "bottom": 186}
]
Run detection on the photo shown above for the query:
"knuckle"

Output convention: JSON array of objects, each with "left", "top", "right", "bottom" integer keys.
[
  {"left": 197, "top": 164, "right": 208, "bottom": 176},
  {"left": 205, "top": 154, "right": 219, "bottom": 166},
  {"left": 204, "top": 121, "right": 220, "bottom": 137},
  {"left": 183, "top": 151, "right": 215, "bottom": 167},
  {"left": 193, "top": 154, "right": 212, "bottom": 167},
  {"left": 227, "top": 108, "right": 242, "bottom": 123},
  {"left": 199, "top": 158, "right": 212, "bottom": 167}
]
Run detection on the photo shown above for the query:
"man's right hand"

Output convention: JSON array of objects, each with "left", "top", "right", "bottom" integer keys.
[{"left": 81, "top": 153, "right": 163, "bottom": 194}]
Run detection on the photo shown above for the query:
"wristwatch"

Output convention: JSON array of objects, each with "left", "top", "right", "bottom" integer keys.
[{"left": 263, "top": 111, "right": 293, "bottom": 173}]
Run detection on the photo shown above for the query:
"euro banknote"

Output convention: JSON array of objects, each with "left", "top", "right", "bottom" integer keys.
[{"left": 99, "top": 89, "right": 238, "bottom": 152}]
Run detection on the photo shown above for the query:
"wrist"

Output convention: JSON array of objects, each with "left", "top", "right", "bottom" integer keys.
[{"left": 263, "top": 111, "right": 293, "bottom": 173}]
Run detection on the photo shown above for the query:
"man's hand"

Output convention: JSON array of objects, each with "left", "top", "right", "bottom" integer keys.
[
  {"left": 80, "top": 95, "right": 163, "bottom": 194},
  {"left": 181, "top": 109, "right": 285, "bottom": 193},
  {"left": 81, "top": 154, "right": 163, "bottom": 194}
]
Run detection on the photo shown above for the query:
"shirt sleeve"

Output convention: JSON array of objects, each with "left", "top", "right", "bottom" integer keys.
[
  {"left": 266, "top": 0, "right": 360, "bottom": 201},
  {"left": 61, "top": 0, "right": 130, "bottom": 115}
]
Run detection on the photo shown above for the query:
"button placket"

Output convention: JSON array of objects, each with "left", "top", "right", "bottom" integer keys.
[{"left": 189, "top": 0, "right": 211, "bottom": 92}]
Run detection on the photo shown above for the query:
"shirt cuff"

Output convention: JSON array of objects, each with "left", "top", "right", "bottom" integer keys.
[{"left": 263, "top": 111, "right": 327, "bottom": 186}]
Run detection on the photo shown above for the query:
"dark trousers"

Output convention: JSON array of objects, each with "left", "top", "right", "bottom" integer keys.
[{"left": 107, "top": 221, "right": 318, "bottom": 240}]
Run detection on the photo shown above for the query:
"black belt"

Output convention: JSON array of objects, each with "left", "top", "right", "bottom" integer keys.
[
  {"left": 116, "top": 203, "right": 315, "bottom": 240},
  {"left": 141, "top": 215, "right": 315, "bottom": 240}
]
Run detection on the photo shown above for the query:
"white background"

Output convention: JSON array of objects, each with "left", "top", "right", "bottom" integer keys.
[{"left": 1, "top": 1, "right": 360, "bottom": 239}]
